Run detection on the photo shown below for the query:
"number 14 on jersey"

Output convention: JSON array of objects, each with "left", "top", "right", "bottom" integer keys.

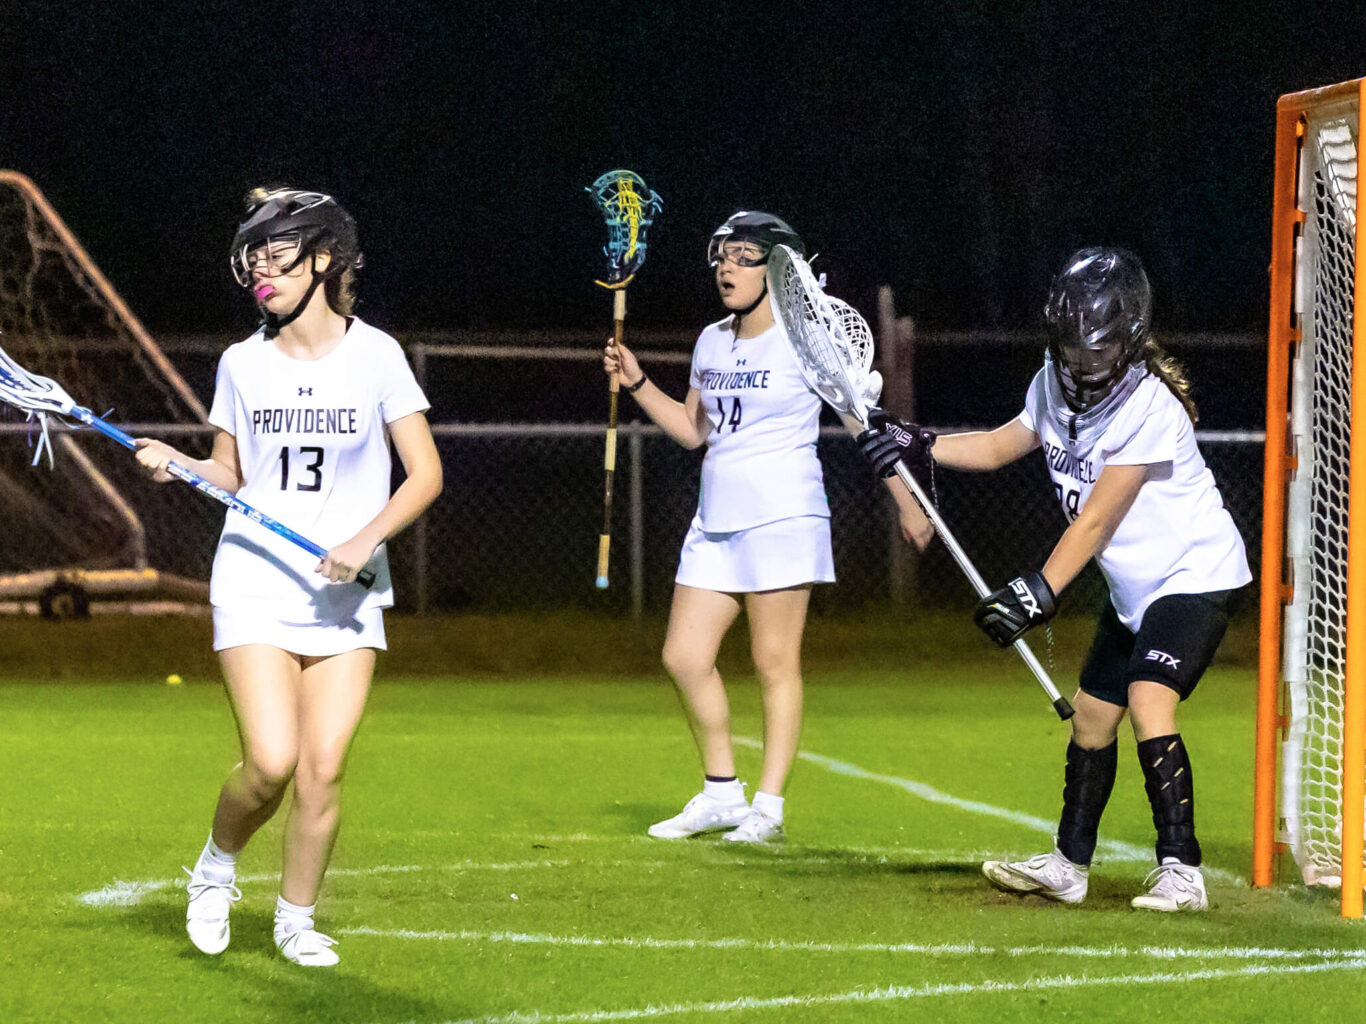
[{"left": 715, "top": 396, "right": 742, "bottom": 433}]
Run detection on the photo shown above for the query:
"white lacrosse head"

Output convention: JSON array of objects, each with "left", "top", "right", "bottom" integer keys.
[
  {"left": 767, "top": 245, "right": 880, "bottom": 417},
  {"left": 0, "top": 341, "right": 80, "bottom": 467}
]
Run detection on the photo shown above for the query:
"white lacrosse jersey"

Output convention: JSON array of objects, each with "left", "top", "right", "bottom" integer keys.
[
  {"left": 1017, "top": 369, "right": 1251, "bottom": 629},
  {"left": 207, "top": 318, "right": 430, "bottom": 624},
  {"left": 688, "top": 316, "right": 828, "bottom": 532}
]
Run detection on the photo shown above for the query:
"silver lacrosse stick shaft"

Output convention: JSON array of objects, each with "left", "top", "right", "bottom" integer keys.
[{"left": 848, "top": 404, "right": 1073, "bottom": 720}]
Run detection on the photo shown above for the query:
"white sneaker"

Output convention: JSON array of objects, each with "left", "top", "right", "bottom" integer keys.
[
  {"left": 647, "top": 791, "right": 750, "bottom": 838},
  {"left": 184, "top": 866, "right": 241, "bottom": 955},
  {"left": 1131, "top": 860, "right": 1208, "bottom": 911},
  {"left": 274, "top": 925, "right": 341, "bottom": 967},
  {"left": 722, "top": 807, "right": 784, "bottom": 844},
  {"left": 982, "top": 846, "right": 1088, "bottom": 904}
]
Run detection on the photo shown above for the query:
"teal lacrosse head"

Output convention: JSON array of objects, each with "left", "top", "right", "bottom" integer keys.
[{"left": 586, "top": 170, "right": 662, "bottom": 289}]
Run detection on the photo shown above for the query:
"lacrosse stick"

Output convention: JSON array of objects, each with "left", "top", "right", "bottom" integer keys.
[
  {"left": 586, "top": 169, "right": 662, "bottom": 589},
  {"left": 766, "top": 245, "right": 1073, "bottom": 720},
  {"left": 0, "top": 343, "right": 375, "bottom": 588}
]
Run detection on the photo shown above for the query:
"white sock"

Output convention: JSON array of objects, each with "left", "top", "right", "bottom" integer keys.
[
  {"left": 275, "top": 895, "right": 315, "bottom": 935},
  {"left": 703, "top": 778, "right": 746, "bottom": 804},
  {"left": 194, "top": 834, "right": 236, "bottom": 882},
  {"left": 752, "top": 791, "right": 784, "bottom": 822}
]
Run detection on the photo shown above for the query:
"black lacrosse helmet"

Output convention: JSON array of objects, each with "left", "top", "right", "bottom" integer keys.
[
  {"left": 229, "top": 188, "right": 361, "bottom": 287},
  {"left": 1043, "top": 247, "right": 1152, "bottom": 411},
  {"left": 707, "top": 210, "right": 805, "bottom": 267}
]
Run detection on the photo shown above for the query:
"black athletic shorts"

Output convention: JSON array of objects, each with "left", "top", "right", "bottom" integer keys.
[{"left": 1077, "top": 588, "right": 1243, "bottom": 707}]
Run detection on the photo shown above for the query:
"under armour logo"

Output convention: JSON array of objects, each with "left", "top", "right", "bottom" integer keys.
[
  {"left": 1010, "top": 577, "right": 1039, "bottom": 617},
  {"left": 1145, "top": 649, "right": 1181, "bottom": 669},
  {"left": 298, "top": 387, "right": 313, "bottom": 396},
  {"left": 736, "top": 359, "right": 748, "bottom": 366}
]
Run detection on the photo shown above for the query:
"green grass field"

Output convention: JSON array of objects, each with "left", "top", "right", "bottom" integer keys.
[{"left": 2, "top": 611, "right": 1363, "bottom": 1023}]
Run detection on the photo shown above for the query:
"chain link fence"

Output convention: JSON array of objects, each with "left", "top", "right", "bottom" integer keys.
[{"left": 0, "top": 420, "right": 1264, "bottom": 618}]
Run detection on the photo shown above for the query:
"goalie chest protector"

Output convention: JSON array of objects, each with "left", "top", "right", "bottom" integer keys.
[{"left": 1018, "top": 369, "right": 1250, "bottom": 629}]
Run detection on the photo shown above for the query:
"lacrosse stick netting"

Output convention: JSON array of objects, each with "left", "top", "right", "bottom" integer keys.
[
  {"left": 0, "top": 343, "right": 374, "bottom": 588},
  {"left": 586, "top": 170, "right": 663, "bottom": 290},
  {"left": 766, "top": 245, "right": 1072, "bottom": 719}
]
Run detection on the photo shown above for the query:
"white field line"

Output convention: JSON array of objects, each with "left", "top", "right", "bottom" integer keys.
[
  {"left": 77, "top": 859, "right": 667, "bottom": 908},
  {"left": 409, "top": 959, "right": 1366, "bottom": 1024},
  {"left": 735, "top": 736, "right": 1242, "bottom": 885},
  {"left": 341, "top": 925, "right": 1366, "bottom": 963}
]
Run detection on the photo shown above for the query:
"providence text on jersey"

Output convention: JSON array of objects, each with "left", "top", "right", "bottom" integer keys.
[{"left": 251, "top": 407, "right": 359, "bottom": 435}]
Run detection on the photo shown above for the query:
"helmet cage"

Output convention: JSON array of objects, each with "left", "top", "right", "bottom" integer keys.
[
  {"left": 1043, "top": 248, "right": 1151, "bottom": 411},
  {"left": 229, "top": 190, "right": 360, "bottom": 288},
  {"left": 707, "top": 211, "right": 804, "bottom": 268}
]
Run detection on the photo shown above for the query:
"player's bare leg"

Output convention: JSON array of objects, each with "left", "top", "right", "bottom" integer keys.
[
  {"left": 652, "top": 585, "right": 750, "bottom": 838},
  {"left": 721, "top": 584, "right": 810, "bottom": 843},
  {"left": 280, "top": 647, "right": 374, "bottom": 904},
  {"left": 272, "top": 648, "right": 374, "bottom": 965},
  {"left": 1129, "top": 679, "right": 1207, "bottom": 911},
  {"left": 213, "top": 645, "right": 304, "bottom": 850},
  {"left": 746, "top": 585, "right": 810, "bottom": 795},
  {"left": 661, "top": 585, "right": 744, "bottom": 778},
  {"left": 184, "top": 645, "right": 302, "bottom": 955}
]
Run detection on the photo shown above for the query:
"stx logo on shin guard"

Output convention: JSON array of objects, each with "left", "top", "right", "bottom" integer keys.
[
  {"left": 1145, "top": 649, "right": 1181, "bottom": 670},
  {"left": 1011, "top": 578, "right": 1040, "bottom": 617}
]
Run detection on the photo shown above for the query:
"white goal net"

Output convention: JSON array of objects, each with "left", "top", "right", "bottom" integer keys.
[{"left": 1281, "top": 99, "right": 1362, "bottom": 886}]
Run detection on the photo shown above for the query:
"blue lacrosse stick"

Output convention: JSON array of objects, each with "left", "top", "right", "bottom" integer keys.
[{"left": 0, "top": 343, "right": 375, "bottom": 589}]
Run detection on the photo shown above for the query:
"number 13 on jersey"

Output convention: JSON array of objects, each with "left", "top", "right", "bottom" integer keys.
[{"left": 279, "top": 445, "right": 326, "bottom": 491}]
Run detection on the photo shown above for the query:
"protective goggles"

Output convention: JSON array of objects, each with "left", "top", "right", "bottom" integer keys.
[
  {"left": 707, "top": 237, "right": 770, "bottom": 268},
  {"left": 229, "top": 232, "right": 307, "bottom": 287}
]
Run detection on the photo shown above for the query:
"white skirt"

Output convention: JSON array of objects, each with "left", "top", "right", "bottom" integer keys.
[
  {"left": 212, "top": 605, "right": 387, "bottom": 655},
  {"left": 675, "top": 514, "right": 835, "bottom": 594}
]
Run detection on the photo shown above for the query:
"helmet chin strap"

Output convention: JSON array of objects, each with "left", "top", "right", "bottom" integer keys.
[
  {"left": 732, "top": 279, "right": 769, "bottom": 327},
  {"left": 260, "top": 255, "right": 326, "bottom": 339}
]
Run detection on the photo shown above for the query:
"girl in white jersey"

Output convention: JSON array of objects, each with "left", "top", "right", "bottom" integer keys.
[
  {"left": 135, "top": 188, "right": 442, "bottom": 964},
  {"left": 605, "top": 212, "right": 930, "bottom": 844},
  {"left": 860, "top": 248, "right": 1250, "bottom": 911}
]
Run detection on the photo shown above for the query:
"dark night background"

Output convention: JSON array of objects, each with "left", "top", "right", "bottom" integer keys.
[{"left": 2, "top": 1, "right": 1363, "bottom": 339}]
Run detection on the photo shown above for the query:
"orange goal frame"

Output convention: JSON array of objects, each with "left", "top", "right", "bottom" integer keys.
[{"left": 1254, "top": 77, "right": 1366, "bottom": 918}]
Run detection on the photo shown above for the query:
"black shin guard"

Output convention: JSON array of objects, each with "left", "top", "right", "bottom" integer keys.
[
  {"left": 1137, "top": 733, "right": 1201, "bottom": 867},
  {"left": 1056, "top": 740, "right": 1118, "bottom": 866}
]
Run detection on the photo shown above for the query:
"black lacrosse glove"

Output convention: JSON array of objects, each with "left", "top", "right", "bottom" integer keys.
[
  {"left": 974, "top": 570, "right": 1057, "bottom": 648},
  {"left": 856, "top": 408, "right": 937, "bottom": 490}
]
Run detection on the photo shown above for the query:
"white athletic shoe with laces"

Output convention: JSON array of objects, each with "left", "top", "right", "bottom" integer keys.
[
  {"left": 184, "top": 866, "right": 242, "bottom": 955},
  {"left": 1131, "top": 859, "right": 1208, "bottom": 911},
  {"left": 274, "top": 924, "right": 341, "bottom": 967},
  {"left": 721, "top": 807, "right": 784, "bottom": 844},
  {"left": 982, "top": 846, "right": 1089, "bottom": 904},
  {"left": 647, "top": 791, "right": 750, "bottom": 839}
]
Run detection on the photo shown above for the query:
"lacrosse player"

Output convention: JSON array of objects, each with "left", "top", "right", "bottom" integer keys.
[
  {"left": 859, "top": 247, "right": 1250, "bottom": 910},
  {"left": 603, "top": 211, "right": 868, "bottom": 844},
  {"left": 135, "top": 187, "right": 442, "bottom": 964}
]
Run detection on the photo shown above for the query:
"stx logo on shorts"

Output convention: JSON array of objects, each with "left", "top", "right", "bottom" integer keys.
[
  {"left": 1011, "top": 577, "right": 1040, "bottom": 616},
  {"left": 1145, "top": 649, "right": 1181, "bottom": 669}
]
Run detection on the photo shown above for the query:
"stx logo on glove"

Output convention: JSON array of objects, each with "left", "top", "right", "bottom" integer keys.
[
  {"left": 1011, "top": 577, "right": 1041, "bottom": 617},
  {"left": 1145, "top": 649, "right": 1181, "bottom": 669}
]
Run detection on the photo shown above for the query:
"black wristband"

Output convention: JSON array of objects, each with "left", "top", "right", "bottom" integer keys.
[{"left": 623, "top": 373, "right": 649, "bottom": 394}]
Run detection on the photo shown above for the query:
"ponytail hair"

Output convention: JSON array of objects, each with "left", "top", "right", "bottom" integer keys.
[{"left": 1141, "top": 337, "right": 1197, "bottom": 423}]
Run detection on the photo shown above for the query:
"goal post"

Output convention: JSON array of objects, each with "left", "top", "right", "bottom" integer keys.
[
  {"left": 0, "top": 169, "right": 209, "bottom": 607},
  {"left": 1255, "top": 77, "right": 1366, "bottom": 917}
]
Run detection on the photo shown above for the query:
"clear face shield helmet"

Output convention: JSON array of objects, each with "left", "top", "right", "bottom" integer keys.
[
  {"left": 707, "top": 234, "right": 770, "bottom": 268},
  {"left": 229, "top": 231, "right": 307, "bottom": 288}
]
